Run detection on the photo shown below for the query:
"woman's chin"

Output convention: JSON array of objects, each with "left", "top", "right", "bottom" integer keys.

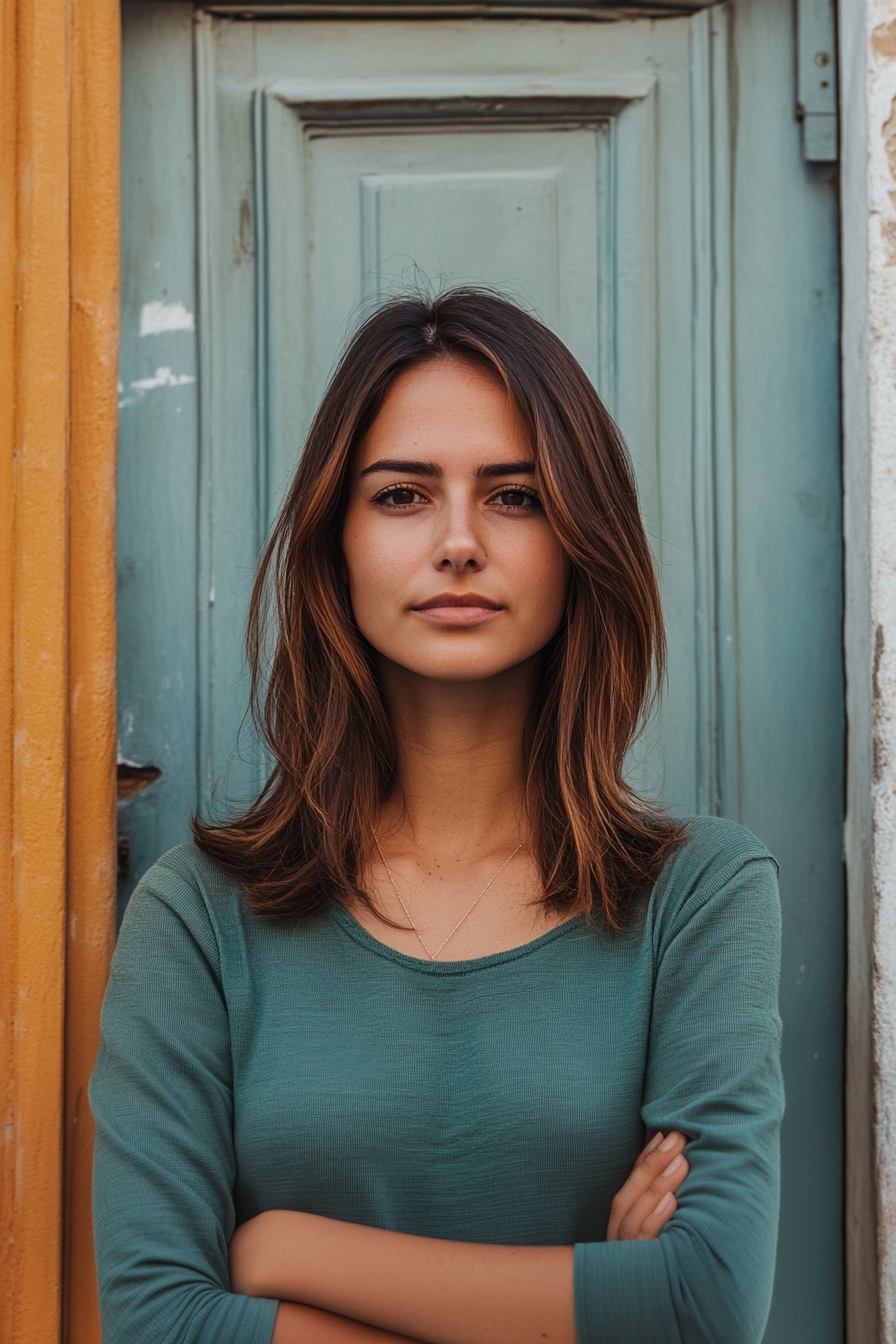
[{"left": 379, "top": 649, "right": 542, "bottom": 687}]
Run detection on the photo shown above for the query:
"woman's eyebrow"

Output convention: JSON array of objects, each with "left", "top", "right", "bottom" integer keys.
[
  {"left": 475, "top": 461, "right": 536, "bottom": 478},
  {"left": 358, "top": 458, "right": 536, "bottom": 479},
  {"left": 359, "top": 458, "right": 441, "bottom": 478}
]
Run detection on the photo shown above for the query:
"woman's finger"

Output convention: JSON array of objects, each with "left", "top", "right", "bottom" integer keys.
[
  {"left": 636, "top": 1191, "right": 677, "bottom": 1240},
  {"left": 614, "top": 1154, "right": 690, "bottom": 1242},
  {"left": 606, "top": 1132, "right": 685, "bottom": 1238},
  {"left": 634, "top": 1130, "right": 664, "bottom": 1165},
  {"left": 606, "top": 1132, "right": 686, "bottom": 1240}
]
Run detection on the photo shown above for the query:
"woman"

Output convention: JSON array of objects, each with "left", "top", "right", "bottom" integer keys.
[{"left": 91, "top": 290, "right": 783, "bottom": 1344}]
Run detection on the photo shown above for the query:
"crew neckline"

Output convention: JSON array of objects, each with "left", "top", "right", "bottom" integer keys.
[{"left": 327, "top": 901, "right": 588, "bottom": 975}]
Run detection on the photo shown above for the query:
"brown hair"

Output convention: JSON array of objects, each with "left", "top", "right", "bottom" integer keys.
[{"left": 192, "top": 289, "right": 684, "bottom": 930}]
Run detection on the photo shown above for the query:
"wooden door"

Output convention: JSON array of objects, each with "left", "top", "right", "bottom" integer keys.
[{"left": 117, "top": 2, "right": 844, "bottom": 1338}]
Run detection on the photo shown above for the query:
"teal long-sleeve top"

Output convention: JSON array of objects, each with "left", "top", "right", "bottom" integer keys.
[{"left": 90, "top": 815, "right": 783, "bottom": 1344}]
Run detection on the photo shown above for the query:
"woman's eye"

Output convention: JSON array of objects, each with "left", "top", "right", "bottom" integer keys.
[
  {"left": 373, "top": 486, "right": 428, "bottom": 508},
  {"left": 490, "top": 487, "right": 540, "bottom": 510}
]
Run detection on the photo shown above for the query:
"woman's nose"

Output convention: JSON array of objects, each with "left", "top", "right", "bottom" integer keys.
[{"left": 433, "top": 499, "right": 487, "bottom": 572}]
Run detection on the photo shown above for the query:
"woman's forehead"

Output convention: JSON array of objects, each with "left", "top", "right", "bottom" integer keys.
[{"left": 355, "top": 359, "right": 533, "bottom": 475}]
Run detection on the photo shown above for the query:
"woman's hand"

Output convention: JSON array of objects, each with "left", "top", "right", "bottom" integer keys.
[{"left": 605, "top": 1130, "right": 689, "bottom": 1242}]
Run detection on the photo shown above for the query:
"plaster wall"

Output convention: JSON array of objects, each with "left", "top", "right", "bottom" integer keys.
[
  {"left": 842, "top": 0, "right": 896, "bottom": 1338},
  {"left": 870, "top": 0, "right": 896, "bottom": 1321}
]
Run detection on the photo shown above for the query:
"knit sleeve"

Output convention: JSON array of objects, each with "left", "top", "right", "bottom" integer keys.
[
  {"left": 89, "top": 859, "right": 279, "bottom": 1344},
  {"left": 573, "top": 849, "right": 784, "bottom": 1344}
]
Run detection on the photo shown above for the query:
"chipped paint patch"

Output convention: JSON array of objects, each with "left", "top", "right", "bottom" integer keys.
[
  {"left": 874, "top": 17, "right": 896, "bottom": 60},
  {"left": 119, "top": 366, "right": 196, "bottom": 408},
  {"left": 884, "top": 94, "right": 896, "bottom": 224},
  {"left": 139, "top": 299, "right": 195, "bottom": 336},
  {"left": 129, "top": 366, "right": 196, "bottom": 392}
]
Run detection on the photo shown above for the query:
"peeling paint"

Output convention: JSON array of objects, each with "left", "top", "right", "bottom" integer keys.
[
  {"left": 874, "top": 18, "right": 896, "bottom": 60},
  {"left": 120, "top": 364, "right": 196, "bottom": 408},
  {"left": 129, "top": 366, "right": 196, "bottom": 392},
  {"left": 139, "top": 299, "right": 194, "bottom": 336},
  {"left": 236, "top": 189, "right": 254, "bottom": 265},
  {"left": 873, "top": 626, "right": 887, "bottom": 781},
  {"left": 884, "top": 95, "right": 896, "bottom": 220}
]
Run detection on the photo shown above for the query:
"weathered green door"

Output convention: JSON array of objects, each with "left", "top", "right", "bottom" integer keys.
[{"left": 117, "top": 1, "right": 844, "bottom": 1338}]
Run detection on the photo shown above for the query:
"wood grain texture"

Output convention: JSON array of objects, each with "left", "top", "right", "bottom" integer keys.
[
  {"left": 66, "top": 0, "right": 120, "bottom": 1339},
  {"left": 1, "top": 0, "right": 71, "bottom": 1335},
  {"left": 0, "top": 0, "right": 17, "bottom": 1318},
  {"left": 0, "top": 0, "right": 119, "bottom": 1340},
  {"left": 116, "top": 0, "right": 200, "bottom": 919}
]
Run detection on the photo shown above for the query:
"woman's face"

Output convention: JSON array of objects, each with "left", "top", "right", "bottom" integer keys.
[{"left": 342, "top": 357, "right": 570, "bottom": 684}]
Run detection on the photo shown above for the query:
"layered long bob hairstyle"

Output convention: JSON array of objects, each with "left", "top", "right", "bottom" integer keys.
[{"left": 193, "top": 289, "right": 684, "bottom": 931}]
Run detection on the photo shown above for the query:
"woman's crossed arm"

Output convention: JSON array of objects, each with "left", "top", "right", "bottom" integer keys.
[{"left": 230, "top": 1131, "right": 689, "bottom": 1344}]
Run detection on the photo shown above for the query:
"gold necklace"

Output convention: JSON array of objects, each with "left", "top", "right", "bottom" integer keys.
[{"left": 372, "top": 833, "right": 526, "bottom": 961}]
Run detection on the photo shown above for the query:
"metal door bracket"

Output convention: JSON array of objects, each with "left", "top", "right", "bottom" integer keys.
[{"left": 797, "top": 0, "right": 838, "bottom": 162}]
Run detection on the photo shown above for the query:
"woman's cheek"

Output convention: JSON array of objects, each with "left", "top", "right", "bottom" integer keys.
[
  {"left": 518, "top": 536, "right": 570, "bottom": 641},
  {"left": 348, "top": 562, "right": 411, "bottom": 657}
]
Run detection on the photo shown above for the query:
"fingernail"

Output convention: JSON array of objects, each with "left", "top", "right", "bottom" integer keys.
[
  {"left": 661, "top": 1154, "right": 682, "bottom": 1178},
  {"left": 645, "top": 1132, "right": 663, "bottom": 1154},
  {"left": 656, "top": 1191, "right": 674, "bottom": 1215},
  {"left": 658, "top": 1132, "right": 680, "bottom": 1152}
]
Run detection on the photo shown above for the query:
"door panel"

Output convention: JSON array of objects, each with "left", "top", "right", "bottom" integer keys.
[
  {"left": 118, "top": 3, "right": 844, "bottom": 1338},
  {"left": 203, "top": 20, "right": 700, "bottom": 818},
  {"left": 279, "top": 121, "right": 606, "bottom": 487},
  {"left": 361, "top": 165, "right": 569, "bottom": 307}
]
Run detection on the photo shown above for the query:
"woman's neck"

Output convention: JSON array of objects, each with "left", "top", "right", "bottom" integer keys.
[{"left": 377, "top": 655, "right": 538, "bottom": 859}]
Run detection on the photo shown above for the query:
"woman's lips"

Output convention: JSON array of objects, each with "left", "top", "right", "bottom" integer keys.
[{"left": 412, "top": 594, "right": 504, "bottom": 626}]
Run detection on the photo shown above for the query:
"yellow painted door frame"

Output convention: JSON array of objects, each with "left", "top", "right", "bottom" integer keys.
[{"left": 0, "top": 0, "right": 120, "bottom": 1340}]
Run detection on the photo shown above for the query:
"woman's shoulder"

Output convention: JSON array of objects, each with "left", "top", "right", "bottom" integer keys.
[
  {"left": 664, "top": 813, "right": 775, "bottom": 881},
  {"left": 139, "top": 839, "right": 242, "bottom": 890},
  {"left": 126, "top": 840, "right": 245, "bottom": 903},
  {"left": 646, "top": 814, "right": 779, "bottom": 946},
  {"left": 118, "top": 842, "right": 250, "bottom": 954}
]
